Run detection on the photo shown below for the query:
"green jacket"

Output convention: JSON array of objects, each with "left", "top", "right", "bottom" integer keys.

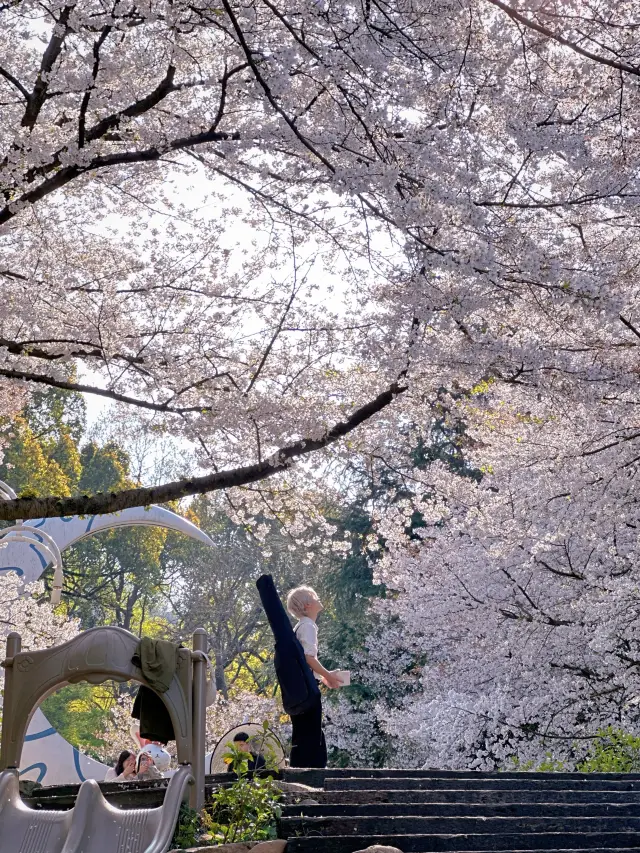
[{"left": 133, "top": 637, "right": 180, "bottom": 693}]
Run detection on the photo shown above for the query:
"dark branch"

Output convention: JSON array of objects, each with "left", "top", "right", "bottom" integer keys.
[
  {"left": 22, "top": 4, "right": 76, "bottom": 129},
  {"left": 620, "top": 314, "right": 640, "bottom": 341},
  {"left": 0, "top": 366, "right": 221, "bottom": 413},
  {"left": 0, "top": 66, "right": 30, "bottom": 100},
  {"left": 0, "top": 336, "right": 148, "bottom": 367},
  {"left": 486, "top": 0, "right": 640, "bottom": 77},
  {"left": 0, "top": 127, "right": 237, "bottom": 226},
  {"left": 0, "top": 381, "right": 407, "bottom": 520}
]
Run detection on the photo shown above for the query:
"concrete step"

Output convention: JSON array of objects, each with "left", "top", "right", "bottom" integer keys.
[
  {"left": 310, "top": 788, "right": 640, "bottom": 805},
  {"left": 285, "top": 836, "right": 640, "bottom": 853},
  {"left": 30, "top": 770, "right": 280, "bottom": 811},
  {"left": 30, "top": 778, "right": 169, "bottom": 810},
  {"left": 323, "top": 769, "right": 640, "bottom": 781},
  {"left": 279, "top": 815, "right": 640, "bottom": 837},
  {"left": 282, "top": 802, "right": 640, "bottom": 818},
  {"left": 324, "top": 777, "right": 640, "bottom": 791}
]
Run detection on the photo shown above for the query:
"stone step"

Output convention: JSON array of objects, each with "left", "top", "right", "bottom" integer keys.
[
  {"left": 279, "top": 815, "right": 640, "bottom": 837},
  {"left": 323, "top": 769, "right": 640, "bottom": 780},
  {"left": 282, "top": 802, "right": 640, "bottom": 818},
  {"left": 310, "top": 789, "right": 640, "bottom": 805},
  {"left": 310, "top": 788, "right": 640, "bottom": 813},
  {"left": 324, "top": 777, "right": 640, "bottom": 791},
  {"left": 285, "top": 836, "right": 640, "bottom": 853}
]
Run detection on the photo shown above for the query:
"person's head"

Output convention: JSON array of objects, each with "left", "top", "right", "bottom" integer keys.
[
  {"left": 136, "top": 743, "right": 171, "bottom": 773},
  {"left": 137, "top": 750, "right": 155, "bottom": 774},
  {"left": 114, "top": 750, "right": 134, "bottom": 776},
  {"left": 286, "top": 585, "right": 323, "bottom": 621},
  {"left": 233, "top": 732, "right": 251, "bottom": 753}
]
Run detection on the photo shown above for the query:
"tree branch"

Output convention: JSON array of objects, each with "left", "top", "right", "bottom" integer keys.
[
  {"left": 22, "top": 3, "right": 76, "bottom": 129},
  {"left": 0, "top": 335, "right": 148, "bottom": 367},
  {"left": 78, "top": 25, "right": 113, "bottom": 148},
  {"left": 485, "top": 0, "right": 640, "bottom": 77},
  {"left": 620, "top": 314, "right": 640, "bottom": 341},
  {"left": 0, "top": 366, "right": 222, "bottom": 413},
  {"left": 0, "top": 127, "right": 237, "bottom": 226},
  {"left": 0, "top": 381, "right": 407, "bottom": 520},
  {"left": 0, "top": 65, "right": 30, "bottom": 100}
]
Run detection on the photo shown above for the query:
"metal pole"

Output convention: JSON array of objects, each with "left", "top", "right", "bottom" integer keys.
[
  {"left": 1, "top": 632, "right": 21, "bottom": 770},
  {"left": 190, "top": 628, "right": 207, "bottom": 811}
]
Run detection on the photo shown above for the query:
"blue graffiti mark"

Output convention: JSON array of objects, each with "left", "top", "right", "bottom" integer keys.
[
  {"left": 60, "top": 517, "right": 76, "bottom": 522},
  {"left": 33, "top": 518, "right": 47, "bottom": 528},
  {"left": 72, "top": 747, "right": 86, "bottom": 782},
  {"left": 0, "top": 567, "right": 24, "bottom": 577},
  {"left": 29, "top": 543, "right": 48, "bottom": 569},
  {"left": 19, "top": 763, "right": 47, "bottom": 783},
  {"left": 85, "top": 516, "right": 97, "bottom": 533},
  {"left": 25, "top": 727, "right": 57, "bottom": 742}
]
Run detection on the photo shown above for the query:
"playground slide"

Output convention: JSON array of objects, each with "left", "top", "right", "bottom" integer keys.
[
  {"left": 0, "top": 763, "right": 193, "bottom": 853},
  {"left": 0, "top": 503, "right": 213, "bottom": 789}
]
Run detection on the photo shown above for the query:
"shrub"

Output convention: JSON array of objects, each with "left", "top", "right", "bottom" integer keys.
[{"left": 577, "top": 728, "right": 640, "bottom": 773}]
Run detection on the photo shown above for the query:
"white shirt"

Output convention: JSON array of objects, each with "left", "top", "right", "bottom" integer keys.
[
  {"left": 104, "top": 767, "right": 118, "bottom": 782},
  {"left": 294, "top": 616, "right": 318, "bottom": 657}
]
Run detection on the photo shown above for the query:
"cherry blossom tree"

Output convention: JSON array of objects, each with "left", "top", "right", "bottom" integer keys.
[
  {"left": 350, "top": 377, "right": 640, "bottom": 769},
  {"left": 1, "top": 0, "right": 639, "bottom": 525},
  {"left": 0, "top": 574, "right": 79, "bottom": 695},
  {"left": 6, "top": 0, "right": 640, "bottom": 764}
]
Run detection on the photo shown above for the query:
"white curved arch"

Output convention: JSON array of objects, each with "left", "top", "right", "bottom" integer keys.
[
  {"left": 0, "top": 505, "right": 213, "bottom": 585},
  {"left": 0, "top": 503, "right": 214, "bottom": 786}
]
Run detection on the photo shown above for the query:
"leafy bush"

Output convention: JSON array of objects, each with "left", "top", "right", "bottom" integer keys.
[
  {"left": 171, "top": 803, "right": 202, "bottom": 850},
  {"left": 202, "top": 722, "right": 282, "bottom": 844},
  {"left": 172, "top": 721, "right": 283, "bottom": 848},
  {"left": 508, "top": 728, "right": 640, "bottom": 774},
  {"left": 509, "top": 753, "right": 566, "bottom": 772},
  {"left": 577, "top": 728, "right": 640, "bottom": 773}
]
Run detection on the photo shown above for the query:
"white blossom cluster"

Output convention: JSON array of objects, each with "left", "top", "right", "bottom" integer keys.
[
  {"left": 355, "top": 382, "right": 640, "bottom": 769},
  {"left": 3, "top": 0, "right": 640, "bottom": 522},
  {"left": 204, "top": 690, "right": 288, "bottom": 750},
  {"left": 0, "top": 573, "right": 79, "bottom": 692}
]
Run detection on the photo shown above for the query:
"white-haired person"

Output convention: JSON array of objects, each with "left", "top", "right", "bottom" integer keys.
[{"left": 286, "top": 585, "right": 343, "bottom": 768}]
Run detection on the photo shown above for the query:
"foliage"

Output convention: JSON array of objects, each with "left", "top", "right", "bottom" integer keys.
[
  {"left": 577, "top": 729, "right": 640, "bottom": 774},
  {"left": 171, "top": 803, "right": 202, "bottom": 851},
  {"left": 171, "top": 723, "right": 283, "bottom": 848},
  {"left": 506, "top": 729, "right": 640, "bottom": 774},
  {"left": 202, "top": 723, "right": 282, "bottom": 844},
  {"left": 0, "top": 387, "right": 85, "bottom": 498},
  {"left": 509, "top": 755, "right": 567, "bottom": 773},
  {"left": 80, "top": 693, "right": 140, "bottom": 766},
  {"left": 165, "top": 499, "right": 304, "bottom": 698},
  {"left": 40, "top": 682, "right": 112, "bottom": 756}
]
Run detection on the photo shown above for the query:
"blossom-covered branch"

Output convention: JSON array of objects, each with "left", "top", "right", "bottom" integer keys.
[{"left": 0, "top": 381, "right": 406, "bottom": 520}]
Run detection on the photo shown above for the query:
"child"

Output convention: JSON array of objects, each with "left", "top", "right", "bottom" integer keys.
[{"left": 286, "top": 585, "right": 343, "bottom": 768}]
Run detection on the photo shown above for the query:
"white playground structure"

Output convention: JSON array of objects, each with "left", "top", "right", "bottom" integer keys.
[{"left": 0, "top": 482, "right": 216, "bottom": 786}]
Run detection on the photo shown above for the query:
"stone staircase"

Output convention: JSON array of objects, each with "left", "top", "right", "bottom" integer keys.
[
  {"left": 279, "top": 769, "right": 640, "bottom": 853},
  {"left": 25, "top": 768, "right": 640, "bottom": 853}
]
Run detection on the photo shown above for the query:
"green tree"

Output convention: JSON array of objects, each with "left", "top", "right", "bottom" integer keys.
[
  {"left": 0, "top": 386, "right": 85, "bottom": 498},
  {"left": 164, "top": 497, "right": 303, "bottom": 698},
  {"left": 40, "top": 682, "right": 112, "bottom": 757},
  {"left": 578, "top": 729, "right": 640, "bottom": 773}
]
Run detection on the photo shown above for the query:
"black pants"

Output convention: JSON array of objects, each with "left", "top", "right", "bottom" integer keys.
[{"left": 289, "top": 695, "right": 327, "bottom": 768}]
